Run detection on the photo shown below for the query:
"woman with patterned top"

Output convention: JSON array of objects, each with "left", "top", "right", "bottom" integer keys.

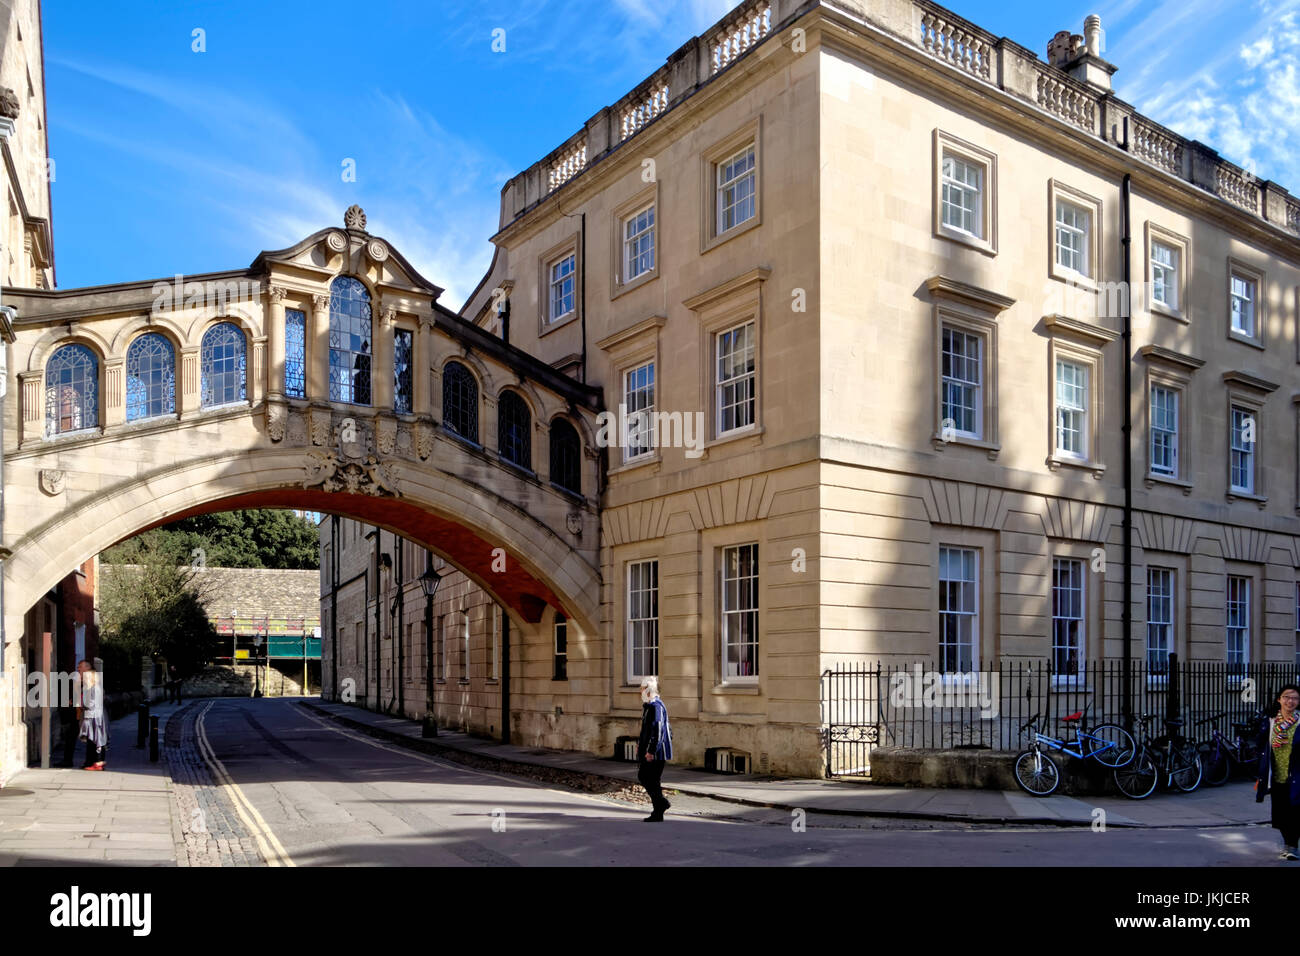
[{"left": 1256, "top": 684, "right": 1300, "bottom": 860}]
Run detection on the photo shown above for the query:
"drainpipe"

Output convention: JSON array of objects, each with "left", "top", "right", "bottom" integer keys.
[
  {"left": 330, "top": 515, "right": 339, "bottom": 700},
  {"left": 500, "top": 613, "right": 510, "bottom": 744},
  {"left": 1121, "top": 172, "right": 1134, "bottom": 733},
  {"left": 579, "top": 212, "right": 587, "bottom": 383}
]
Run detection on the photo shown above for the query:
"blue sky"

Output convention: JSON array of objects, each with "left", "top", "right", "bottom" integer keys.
[{"left": 44, "top": 0, "right": 1300, "bottom": 307}]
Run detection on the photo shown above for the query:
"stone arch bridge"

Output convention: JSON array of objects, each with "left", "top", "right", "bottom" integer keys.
[{"left": 2, "top": 209, "right": 605, "bottom": 665}]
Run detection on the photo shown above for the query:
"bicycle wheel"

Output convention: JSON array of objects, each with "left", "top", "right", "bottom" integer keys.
[
  {"left": 1086, "top": 724, "right": 1136, "bottom": 768},
  {"left": 1013, "top": 748, "right": 1060, "bottom": 796},
  {"left": 1113, "top": 749, "right": 1158, "bottom": 799},
  {"left": 1170, "top": 741, "right": 1202, "bottom": 792},
  {"left": 1196, "top": 740, "right": 1230, "bottom": 787}
]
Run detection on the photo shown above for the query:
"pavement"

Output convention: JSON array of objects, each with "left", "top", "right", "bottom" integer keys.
[
  {"left": 302, "top": 698, "right": 1271, "bottom": 829},
  {"left": 0, "top": 696, "right": 1273, "bottom": 869},
  {"left": 0, "top": 707, "right": 182, "bottom": 866}
]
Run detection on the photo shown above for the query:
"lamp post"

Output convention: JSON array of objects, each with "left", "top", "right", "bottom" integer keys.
[{"left": 420, "top": 558, "right": 443, "bottom": 737}]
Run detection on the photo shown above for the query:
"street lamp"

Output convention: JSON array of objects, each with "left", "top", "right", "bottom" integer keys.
[
  {"left": 420, "top": 561, "right": 443, "bottom": 737},
  {"left": 253, "top": 634, "right": 263, "bottom": 698}
]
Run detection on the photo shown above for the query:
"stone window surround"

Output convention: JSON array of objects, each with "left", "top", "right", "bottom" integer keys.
[
  {"left": 1223, "top": 371, "right": 1276, "bottom": 507},
  {"left": 1048, "top": 540, "right": 1106, "bottom": 681},
  {"left": 1142, "top": 553, "right": 1190, "bottom": 670},
  {"left": 596, "top": 314, "right": 665, "bottom": 476},
  {"left": 612, "top": 542, "right": 662, "bottom": 691},
  {"left": 611, "top": 182, "right": 660, "bottom": 299},
  {"left": 926, "top": 275, "right": 1014, "bottom": 459},
  {"left": 1140, "top": 345, "right": 1204, "bottom": 494},
  {"left": 708, "top": 532, "right": 761, "bottom": 691},
  {"left": 1144, "top": 221, "right": 1191, "bottom": 324},
  {"left": 1223, "top": 561, "right": 1263, "bottom": 669},
  {"left": 1044, "top": 315, "right": 1116, "bottom": 480},
  {"left": 684, "top": 268, "right": 769, "bottom": 457},
  {"left": 932, "top": 129, "right": 998, "bottom": 257},
  {"left": 538, "top": 233, "right": 581, "bottom": 337},
  {"left": 1048, "top": 179, "right": 1103, "bottom": 289},
  {"left": 929, "top": 527, "right": 997, "bottom": 666},
  {"left": 1226, "top": 258, "right": 1266, "bottom": 351},
  {"left": 699, "top": 116, "right": 762, "bottom": 255}
]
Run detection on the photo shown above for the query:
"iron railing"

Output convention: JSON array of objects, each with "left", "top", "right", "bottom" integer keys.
[{"left": 821, "top": 656, "right": 1295, "bottom": 776}]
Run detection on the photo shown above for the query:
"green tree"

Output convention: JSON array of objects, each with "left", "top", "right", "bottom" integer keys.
[
  {"left": 101, "top": 509, "right": 319, "bottom": 570},
  {"left": 99, "top": 529, "right": 221, "bottom": 684}
]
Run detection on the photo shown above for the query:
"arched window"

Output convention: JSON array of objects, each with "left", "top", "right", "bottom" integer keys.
[
  {"left": 442, "top": 361, "right": 478, "bottom": 443},
  {"left": 125, "top": 333, "right": 175, "bottom": 421},
  {"left": 329, "top": 276, "right": 371, "bottom": 405},
  {"left": 44, "top": 344, "right": 98, "bottom": 436},
  {"left": 549, "top": 418, "right": 581, "bottom": 495},
  {"left": 497, "top": 391, "right": 531, "bottom": 470},
  {"left": 201, "top": 322, "right": 247, "bottom": 408}
]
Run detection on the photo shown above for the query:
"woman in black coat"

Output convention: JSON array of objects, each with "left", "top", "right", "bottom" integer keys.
[{"left": 1255, "top": 684, "right": 1300, "bottom": 860}]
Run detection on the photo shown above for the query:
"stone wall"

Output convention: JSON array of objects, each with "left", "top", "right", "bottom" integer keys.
[{"left": 179, "top": 663, "right": 317, "bottom": 699}]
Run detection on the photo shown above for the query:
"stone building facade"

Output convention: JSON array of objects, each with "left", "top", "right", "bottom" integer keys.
[{"left": 443, "top": 0, "right": 1300, "bottom": 776}]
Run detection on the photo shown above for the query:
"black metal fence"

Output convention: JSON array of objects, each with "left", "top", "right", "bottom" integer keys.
[{"left": 820, "top": 656, "right": 1296, "bottom": 777}]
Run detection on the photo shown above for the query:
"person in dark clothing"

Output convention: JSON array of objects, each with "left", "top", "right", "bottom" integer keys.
[
  {"left": 636, "top": 676, "right": 673, "bottom": 822},
  {"left": 1255, "top": 683, "right": 1300, "bottom": 859},
  {"left": 167, "top": 665, "right": 182, "bottom": 704}
]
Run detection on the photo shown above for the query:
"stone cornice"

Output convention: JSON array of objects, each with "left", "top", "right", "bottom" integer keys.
[
  {"left": 925, "top": 275, "right": 1015, "bottom": 314},
  {"left": 1222, "top": 370, "right": 1280, "bottom": 394},
  {"left": 595, "top": 314, "right": 666, "bottom": 352},
  {"left": 1138, "top": 345, "right": 1206, "bottom": 373},
  {"left": 1043, "top": 314, "right": 1119, "bottom": 347},
  {"left": 682, "top": 268, "right": 771, "bottom": 312}
]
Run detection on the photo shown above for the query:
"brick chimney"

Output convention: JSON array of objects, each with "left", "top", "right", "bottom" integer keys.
[{"left": 1047, "top": 15, "right": 1116, "bottom": 92}]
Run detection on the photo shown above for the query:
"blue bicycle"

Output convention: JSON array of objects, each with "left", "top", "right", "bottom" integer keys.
[{"left": 1013, "top": 710, "right": 1137, "bottom": 796}]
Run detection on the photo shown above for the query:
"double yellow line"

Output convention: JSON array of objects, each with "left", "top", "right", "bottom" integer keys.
[{"left": 194, "top": 701, "right": 295, "bottom": 867}]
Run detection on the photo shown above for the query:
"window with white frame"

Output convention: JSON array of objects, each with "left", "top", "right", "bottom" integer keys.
[
  {"left": 460, "top": 614, "right": 470, "bottom": 681},
  {"left": 716, "top": 145, "right": 756, "bottom": 235},
  {"left": 1150, "top": 385, "right": 1179, "bottom": 478},
  {"left": 938, "top": 546, "right": 977, "bottom": 673},
  {"left": 1055, "top": 199, "right": 1090, "bottom": 276},
  {"left": 627, "top": 560, "right": 659, "bottom": 681},
  {"left": 623, "top": 361, "right": 655, "bottom": 460},
  {"left": 1151, "top": 241, "right": 1178, "bottom": 310},
  {"left": 553, "top": 614, "right": 567, "bottom": 680},
  {"left": 437, "top": 615, "right": 447, "bottom": 681},
  {"left": 1051, "top": 558, "right": 1085, "bottom": 677},
  {"left": 548, "top": 253, "right": 576, "bottom": 323},
  {"left": 1055, "top": 359, "right": 1089, "bottom": 459},
  {"left": 1147, "top": 568, "right": 1174, "bottom": 674},
  {"left": 716, "top": 321, "right": 755, "bottom": 436},
  {"left": 1226, "top": 575, "right": 1251, "bottom": 675},
  {"left": 1230, "top": 272, "right": 1256, "bottom": 338},
  {"left": 623, "top": 205, "right": 655, "bottom": 281},
  {"left": 941, "top": 153, "right": 982, "bottom": 238},
  {"left": 490, "top": 606, "right": 501, "bottom": 681},
  {"left": 1230, "top": 405, "right": 1255, "bottom": 494},
  {"left": 941, "top": 326, "right": 982, "bottom": 439},
  {"left": 721, "top": 544, "right": 758, "bottom": 680}
]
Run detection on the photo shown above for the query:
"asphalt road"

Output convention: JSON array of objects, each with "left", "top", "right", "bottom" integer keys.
[{"left": 194, "top": 697, "right": 1285, "bottom": 867}]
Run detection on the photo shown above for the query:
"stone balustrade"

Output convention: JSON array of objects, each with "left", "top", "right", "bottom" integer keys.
[{"left": 504, "top": 0, "right": 1300, "bottom": 240}]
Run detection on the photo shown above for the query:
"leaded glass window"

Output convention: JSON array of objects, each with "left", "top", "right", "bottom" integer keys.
[
  {"left": 45, "top": 344, "right": 98, "bottom": 436},
  {"left": 200, "top": 322, "right": 246, "bottom": 408},
  {"left": 329, "top": 276, "right": 372, "bottom": 405},
  {"left": 285, "top": 308, "right": 306, "bottom": 399},
  {"left": 125, "top": 333, "right": 175, "bottom": 422},
  {"left": 442, "top": 362, "right": 478, "bottom": 443},
  {"left": 497, "top": 390, "right": 531, "bottom": 470},
  {"left": 394, "top": 329, "right": 413, "bottom": 414},
  {"left": 549, "top": 418, "right": 581, "bottom": 494}
]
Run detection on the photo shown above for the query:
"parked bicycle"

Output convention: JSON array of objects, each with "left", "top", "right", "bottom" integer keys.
[
  {"left": 1112, "top": 714, "right": 1201, "bottom": 799},
  {"left": 1013, "top": 709, "right": 1135, "bottom": 797},
  {"left": 1194, "top": 710, "right": 1266, "bottom": 787}
]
